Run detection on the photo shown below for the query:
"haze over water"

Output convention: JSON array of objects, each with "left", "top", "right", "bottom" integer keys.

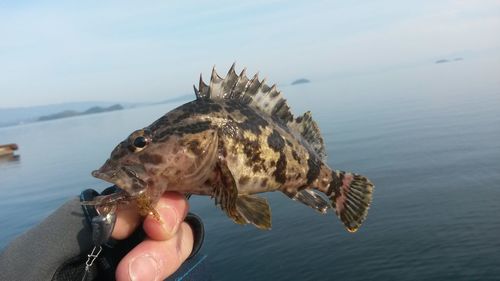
[{"left": 1, "top": 56, "right": 500, "bottom": 280}]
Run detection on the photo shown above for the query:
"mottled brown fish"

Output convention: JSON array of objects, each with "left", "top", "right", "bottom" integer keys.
[{"left": 88, "top": 64, "right": 374, "bottom": 232}]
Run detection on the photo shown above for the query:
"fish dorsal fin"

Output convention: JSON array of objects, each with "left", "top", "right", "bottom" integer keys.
[
  {"left": 193, "top": 64, "right": 326, "bottom": 159},
  {"left": 288, "top": 111, "right": 326, "bottom": 160},
  {"left": 193, "top": 64, "right": 294, "bottom": 125}
]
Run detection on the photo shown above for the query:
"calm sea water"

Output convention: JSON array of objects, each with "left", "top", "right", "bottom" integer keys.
[{"left": 1, "top": 58, "right": 500, "bottom": 280}]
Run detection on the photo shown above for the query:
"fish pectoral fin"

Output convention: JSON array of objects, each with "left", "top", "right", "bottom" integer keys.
[
  {"left": 235, "top": 195, "right": 272, "bottom": 230},
  {"left": 211, "top": 158, "right": 248, "bottom": 226},
  {"left": 283, "top": 189, "right": 330, "bottom": 214},
  {"left": 211, "top": 152, "right": 271, "bottom": 229}
]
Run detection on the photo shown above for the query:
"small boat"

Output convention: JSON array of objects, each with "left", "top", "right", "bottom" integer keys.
[{"left": 0, "top": 143, "right": 18, "bottom": 157}]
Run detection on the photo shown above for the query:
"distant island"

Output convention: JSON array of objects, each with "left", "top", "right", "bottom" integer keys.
[
  {"left": 435, "top": 57, "right": 463, "bottom": 64},
  {"left": 0, "top": 94, "right": 207, "bottom": 128},
  {"left": 38, "top": 104, "right": 123, "bottom": 121},
  {"left": 435, "top": 59, "right": 449, "bottom": 64},
  {"left": 291, "top": 78, "right": 311, "bottom": 85}
]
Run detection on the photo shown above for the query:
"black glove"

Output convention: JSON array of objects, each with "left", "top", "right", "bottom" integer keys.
[{"left": 0, "top": 188, "right": 208, "bottom": 281}]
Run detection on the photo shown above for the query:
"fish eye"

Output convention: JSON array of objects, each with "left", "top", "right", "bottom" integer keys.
[{"left": 133, "top": 136, "right": 148, "bottom": 148}]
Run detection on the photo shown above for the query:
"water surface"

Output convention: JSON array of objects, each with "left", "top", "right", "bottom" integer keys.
[{"left": 1, "top": 57, "right": 500, "bottom": 280}]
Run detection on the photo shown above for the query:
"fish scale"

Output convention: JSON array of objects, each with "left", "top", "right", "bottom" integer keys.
[{"left": 88, "top": 64, "right": 374, "bottom": 232}]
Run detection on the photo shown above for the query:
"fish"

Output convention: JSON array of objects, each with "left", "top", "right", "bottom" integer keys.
[{"left": 88, "top": 64, "right": 374, "bottom": 232}]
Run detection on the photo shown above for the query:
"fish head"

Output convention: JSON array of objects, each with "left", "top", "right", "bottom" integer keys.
[
  {"left": 92, "top": 122, "right": 219, "bottom": 198},
  {"left": 92, "top": 128, "right": 158, "bottom": 197}
]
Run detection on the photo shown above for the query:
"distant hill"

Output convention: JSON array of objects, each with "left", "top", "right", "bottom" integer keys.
[
  {"left": 0, "top": 95, "right": 192, "bottom": 128},
  {"left": 38, "top": 110, "right": 79, "bottom": 121},
  {"left": 83, "top": 104, "right": 123, "bottom": 114},
  {"left": 38, "top": 104, "right": 123, "bottom": 121},
  {"left": 435, "top": 59, "right": 449, "bottom": 64},
  {"left": 291, "top": 78, "right": 311, "bottom": 85},
  {"left": 435, "top": 57, "right": 463, "bottom": 64},
  {"left": 0, "top": 101, "right": 123, "bottom": 127}
]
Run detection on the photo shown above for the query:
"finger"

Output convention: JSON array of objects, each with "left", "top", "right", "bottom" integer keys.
[
  {"left": 111, "top": 192, "right": 188, "bottom": 240},
  {"left": 115, "top": 222, "right": 194, "bottom": 281},
  {"left": 112, "top": 202, "right": 141, "bottom": 240},
  {"left": 143, "top": 192, "right": 189, "bottom": 241}
]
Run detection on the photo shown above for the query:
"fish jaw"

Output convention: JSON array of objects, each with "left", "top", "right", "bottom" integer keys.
[
  {"left": 92, "top": 159, "right": 117, "bottom": 183},
  {"left": 92, "top": 159, "right": 149, "bottom": 197}
]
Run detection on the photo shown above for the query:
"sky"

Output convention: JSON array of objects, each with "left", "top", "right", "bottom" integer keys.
[{"left": 1, "top": 0, "right": 499, "bottom": 108}]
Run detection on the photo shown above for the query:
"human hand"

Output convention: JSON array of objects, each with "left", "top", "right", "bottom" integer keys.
[{"left": 112, "top": 192, "right": 194, "bottom": 281}]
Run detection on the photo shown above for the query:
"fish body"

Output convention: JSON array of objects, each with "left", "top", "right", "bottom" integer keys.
[{"left": 91, "top": 65, "right": 374, "bottom": 232}]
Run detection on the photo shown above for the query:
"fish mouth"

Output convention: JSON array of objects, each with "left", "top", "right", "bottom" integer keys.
[
  {"left": 92, "top": 159, "right": 119, "bottom": 183},
  {"left": 91, "top": 169, "right": 117, "bottom": 184},
  {"left": 92, "top": 160, "right": 148, "bottom": 196}
]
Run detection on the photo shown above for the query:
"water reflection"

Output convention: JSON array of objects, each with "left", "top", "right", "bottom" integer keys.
[
  {"left": 0, "top": 143, "right": 20, "bottom": 165},
  {"left": 0, "top": 154, "right": 21, "bottom": 165}
]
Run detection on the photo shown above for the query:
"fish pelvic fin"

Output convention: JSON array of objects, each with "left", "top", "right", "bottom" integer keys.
[
  {"left": 328, "top": 170, "right": 374, "bottom": 232},
  {"left": 235, "top": 195, "right": 272, "bottom": 230}
]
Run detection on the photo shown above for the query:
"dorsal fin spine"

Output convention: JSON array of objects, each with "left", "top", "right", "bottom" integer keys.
[
  {"left": 228, "top": 62, "right": 236, "bottom": 75},
  {"left": 193, "top": 85, "right": 200, "bottom": 99},
  {"left": 240, "top": 67, "right": 247, "bottom": 77},
  {"left": 208, "top": 67, "right": 223, "bottom": 98},
  {"left": 222, "top": 64, "right": 239, "bottom": 99},
  {"left": 246, "top": 75, "right": 262, "bottom": 97},
  {"left": 198, "top": 74, "right": 209, "bottom": 98},
  {"left": 231, "top": 68, "right": 250, "bottom": 99}
]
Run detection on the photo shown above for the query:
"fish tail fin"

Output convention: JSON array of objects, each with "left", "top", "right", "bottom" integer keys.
[{"left": 327, "top": 170, "right": 374, "bottom": 232}]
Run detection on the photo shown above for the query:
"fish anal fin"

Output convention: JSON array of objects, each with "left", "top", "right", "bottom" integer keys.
[
  {"left": 283, "top": 189, "right": 330, "bottom": 214},
  {"left": 235, "top": 195, "right": 272, "bottom": 230},
  {"left": 288, "top": 111, "right": 326, "bottom": 160}
]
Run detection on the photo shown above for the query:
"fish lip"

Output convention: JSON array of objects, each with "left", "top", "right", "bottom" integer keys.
[
  {"left": 92, "top": 159, "right": 120, "bottom": 185},
  {"left": 91, "top": 169, "right": 116, "bottom": 184},
  {"left": 92, "top": 162, "right": 148, "bottom": 196}
]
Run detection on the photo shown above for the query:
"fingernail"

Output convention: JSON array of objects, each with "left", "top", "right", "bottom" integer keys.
[
  {"left": 159, "top": 205, "right": 179, "bottom": 235},
  {"left": 128, "top": 254, "right": 160, "bottom": 281}
]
